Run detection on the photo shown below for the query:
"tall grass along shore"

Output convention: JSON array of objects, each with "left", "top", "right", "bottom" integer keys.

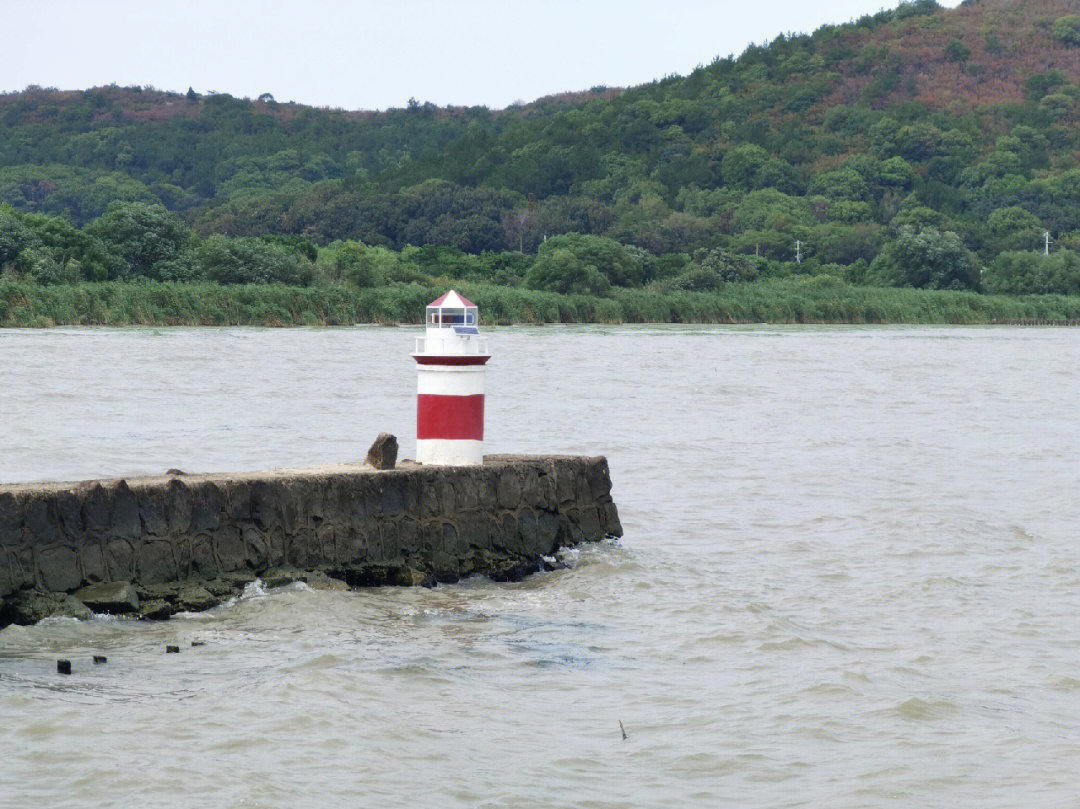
[{"left": 4, "top": 279, "right": 1080, "bottom": 328}]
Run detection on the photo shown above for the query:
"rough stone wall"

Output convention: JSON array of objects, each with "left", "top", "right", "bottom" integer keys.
[{"left": 0, "top": 455, "right": 621, "bottom": 625}]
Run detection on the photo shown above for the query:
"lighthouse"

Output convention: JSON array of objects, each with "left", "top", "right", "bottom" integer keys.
[{"left": 412, "top": 290, "right": 490, "bottom": 466}]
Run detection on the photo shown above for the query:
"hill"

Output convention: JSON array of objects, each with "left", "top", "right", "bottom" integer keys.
[{"left": 3, "top": 0, "right": 1080, "bottom": 302}]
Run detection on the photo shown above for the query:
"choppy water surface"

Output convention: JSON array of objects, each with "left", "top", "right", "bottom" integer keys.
[{"left": 2, "top": 325, "right": 1079, "bottom": 808}]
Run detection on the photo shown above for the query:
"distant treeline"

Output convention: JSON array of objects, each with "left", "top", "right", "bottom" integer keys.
[
  {"left": 4, "top": 1, "right": 1080, "bottom": 301},
  {"left": 4, "top": 200, "right": 1080, "bottom": 300}
]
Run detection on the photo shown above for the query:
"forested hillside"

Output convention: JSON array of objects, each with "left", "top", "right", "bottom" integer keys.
[{"left": 4, "top": 0, "right": 1080, "bottom": 302}]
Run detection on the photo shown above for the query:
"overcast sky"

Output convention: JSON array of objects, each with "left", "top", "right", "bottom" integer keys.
[{"left": 3, "top": 0, "right": 963, "bottom": 111}]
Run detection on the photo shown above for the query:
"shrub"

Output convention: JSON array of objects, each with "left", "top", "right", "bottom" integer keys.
[{"left": 1052, "top": 15, "right": 1080, "bottom": 46}]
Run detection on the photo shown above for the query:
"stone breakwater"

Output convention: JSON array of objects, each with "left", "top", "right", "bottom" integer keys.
[{"left": 0, "top": 455, "right": 621, "bottom": 627}]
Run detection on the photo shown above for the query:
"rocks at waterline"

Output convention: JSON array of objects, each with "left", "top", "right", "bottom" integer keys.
[{"left": 75, "top": 581, "right": 139, "bottom": 614}]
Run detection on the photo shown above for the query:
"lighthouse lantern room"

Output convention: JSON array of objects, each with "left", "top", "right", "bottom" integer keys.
[{"left": 412, "top": 290, "right": 490, "bottom": 466}]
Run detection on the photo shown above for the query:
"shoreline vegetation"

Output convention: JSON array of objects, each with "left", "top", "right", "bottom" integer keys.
[{"left": 4, "top": 279, "right": 1080, "bottom": 327}]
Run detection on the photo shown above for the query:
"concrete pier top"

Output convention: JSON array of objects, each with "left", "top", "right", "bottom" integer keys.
[
  {"left": 0, "top": 455, "right": 605, "bottom": 495},
  {"left": 0, "top": 454, "right": 622, "bottom": 626}
]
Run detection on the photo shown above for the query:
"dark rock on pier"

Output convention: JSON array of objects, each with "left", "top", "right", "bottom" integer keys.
[
  {"left": 365, "top": 433, "right": 398, "bottom": 470},
  {"left": 0, "top": 455, "right": 621, "bottom": 627}
]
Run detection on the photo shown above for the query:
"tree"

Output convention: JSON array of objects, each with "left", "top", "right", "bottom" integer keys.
[
  {"left": 868, "top": 226, "right": 981, "bottom": 290},
  {"left": 1052, "top": 16, "right": 1080, "bottom": 46},
  {"left": 985, "top": 249, "right": 1080, "bottom": 294},
  {"left": 985, "top": 206, "right": 1043, "bottom": 253},
  {"left": 84, "top": 201, "right": 193, "bottom": 279},
  {"left": 944, "top": 38, "right": 970, "bottom": 63},
  {"left": 530, "top": 233, "right": 653, "bottom": 288},
  {"left": 524, "top": 248, "right": 611, "bottom": 295}
]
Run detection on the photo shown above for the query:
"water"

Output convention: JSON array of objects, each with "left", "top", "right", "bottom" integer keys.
[{"left": 2, "top": 325, "right": 1079, "bottom": 807}]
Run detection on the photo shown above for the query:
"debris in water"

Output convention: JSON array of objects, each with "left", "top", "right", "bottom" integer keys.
[
  {"left": 57, "top": 659, "right": 71, "bottom": 675},
  {"left": 92, "top": 655, "right": 107, "bottom": 664},
  {"left": 619, "top": 720, "right": 627, "bottom": 740},
  {"left": 165, "top": 645, "right": 180, "bottom": 654}
]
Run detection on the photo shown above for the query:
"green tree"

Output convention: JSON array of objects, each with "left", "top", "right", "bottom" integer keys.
[
  {"left": 1052, "top": 16, "right": 1080, "bottom": 46},
  {"left": 524, "top": 247, "right": 611, "bottom": 295},
  {"left": 84, "top": 201, "right": 193, "bottom": 279},
  {"left": 944, "top": 38, "right": 970, "bottom": 62},
  {"left": 985, "top": 206, "right": 1043, "bottom": 253},
  {"left": 984, "top": 249, "right": 1080, "bottom": 294},
  {"left": 869, "top": 226, "right": 982, "bottom": 290}
]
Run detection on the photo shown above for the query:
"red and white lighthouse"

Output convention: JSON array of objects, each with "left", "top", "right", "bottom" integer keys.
[{"left": 412, "top": 290, "right": 490, "bottom": 466}]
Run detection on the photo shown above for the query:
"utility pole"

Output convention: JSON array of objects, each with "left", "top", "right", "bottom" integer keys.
[
  {"left": 1044, "top": 231, "right": 1052, "bottom": 256},
  {"left": 795, "top": 240, "right": 802, "bottom": 264}
]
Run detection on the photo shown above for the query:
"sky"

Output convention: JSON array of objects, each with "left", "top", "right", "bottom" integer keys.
[{"left": 3, "top": 0, "right": 964, "bottom": 111}]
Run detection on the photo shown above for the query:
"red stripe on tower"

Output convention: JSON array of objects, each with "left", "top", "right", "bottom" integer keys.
[{"left": 417, "top": 394, "right": 485, "bottom": 440}]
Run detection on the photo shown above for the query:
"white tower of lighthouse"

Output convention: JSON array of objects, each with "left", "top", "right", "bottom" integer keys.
[{"left": 412, "top": 290, "right": 490, "bottom": 466}]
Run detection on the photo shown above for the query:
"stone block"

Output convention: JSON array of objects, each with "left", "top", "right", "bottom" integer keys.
[
  {"left": 135, "top": 540, "right": 179, "bottom": 585},
  {"left": 515, "top": 512, "right": 542, "bottom": 554},
  {"left": 455, "top": 475, "right": 479, "bottom": 511},
  {"left": 379, "top": 479, "right": 405, "bottom": 516},
  {"left": 437, "top": 478, "right": 455, "bottom": 514},
  {"left": 12, "top": 549, "right": 35, "bottom": 592},
  {"left": 165, "top": 479, "right": 193, "bottom": 534},
  {"left": 24, "top": 497, "right": 60, "bottom": 545},
  {"left": 536, "top": 467, "right": 557, "bottom": 510},
  {"left": 109, "top": 481, "right": 142, "bottom": 539},
  {"left": 336, "top": 527, "right": 370, "bottom": 566},
  {"left": 138, "top": 488, "right": 170, "bottom": 537},
  {"left": 0, "top": 492, "right": 20, "bottom": 547},
  {"left": 213, "top": 526, "right": 247, "bottom": 572},
  {"left": 189, "top": 483, "right": 223, "bottom": 533},
  {"left": 496, "top": 469, "right": 522, "bottom": 509},
  {"left": 537, "top": 510, "right": 563, "bottom": 547},
  {"left": 81, "top": 483, "right": 110, "bottom": 534},
  {"left": 250, "top": 482, "right": 281, "bottom": 531},
  {"left": 79, "top": 542, "right": 107, "bottom": 583},
  {"left": 38, "top": 545, "right": 82, "bottom": 592},
  {"left": 5, "top": 592, "right": 92, "bottom": 624},
  {"left": 420, "top": 480, "right": 441, "bottom": 519},
  {"left": 105, "top": 539, "right": 135, "bottom": 580},
  {"left": 174, "top": 583, "right": 217, "bottom": 612},
  {"left": 393, "top": 517, "right": 422, "bottom": 555},
  {"left": 572, "top": 505, "right": 603, "bottom": 540},
  {"left": 586, "top": 459, "right": 613, "bottom": 501},
  {"left": 76, "top": 581, "right": 139, "bottom": 614},
  {"left": 190, "top": 536, "right": 218, "bottom": 578},
  {"left": 263, "top": 526, "right": 286, "bottom": 567},
  {"left": 520, "top": 466, "right": 542, "bottom": 508},
  {"left": 478, "top": 474, "right": 498, "bottom": 511},
  {"left": 315, "top": 524, "right": 336, "bottom": 563},
  {"left": 0, "top": 550, "right": 15, "bottom": 597},
  {"left": 55, "top": 491, "right": 85, "bottom": 541},
  {"left": 599, "top": 502, "right": 623, "bottom": 537},
  {"left": 399, "top": 474, "right": 421, "bottom": 516},
  {"left": 555, "top": 466, "right": 577, "bottom": 504},
  {"left": 222, "top": 480, "right": 253, "bottom": 521}
]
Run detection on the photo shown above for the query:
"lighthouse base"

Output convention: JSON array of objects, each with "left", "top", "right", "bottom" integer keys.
[{"left": 417, "top": 438, "right": 483, "bottom": 466}]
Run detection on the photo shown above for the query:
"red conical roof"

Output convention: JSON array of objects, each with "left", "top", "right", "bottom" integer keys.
[{"left": 427, "top": 289, "right": 476, "bottom": 308}]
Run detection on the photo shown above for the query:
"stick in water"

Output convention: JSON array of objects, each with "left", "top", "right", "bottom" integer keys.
[{"left": 619, "top": 720, "right": 627, "bottom": 740}]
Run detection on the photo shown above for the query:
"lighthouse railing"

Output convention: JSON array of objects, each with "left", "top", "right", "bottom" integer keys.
[{"left": 414, "top": 336, "right": 489, "bottom": 355}]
